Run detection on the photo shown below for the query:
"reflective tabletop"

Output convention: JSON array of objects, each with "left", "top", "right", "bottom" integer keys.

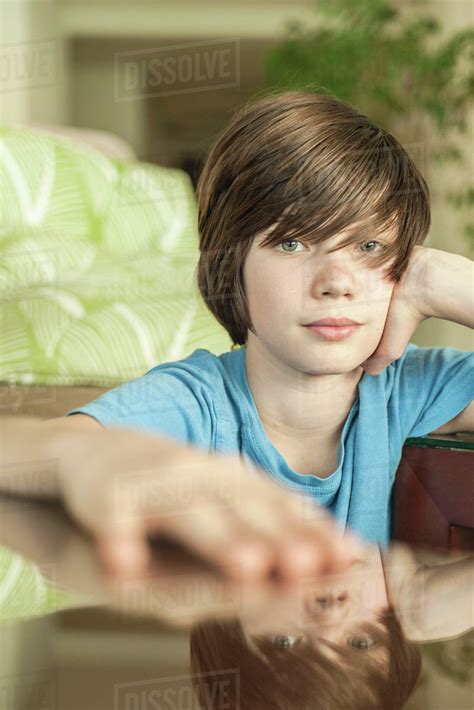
[{"left": 0, "top": 492, "right": 472, "bottom": 710}]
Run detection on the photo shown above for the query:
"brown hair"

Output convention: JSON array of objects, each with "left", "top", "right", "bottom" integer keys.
[
  {"left": 196, "top": 90, "right": 430, "bottom": 347},
  {"left": 189, "top": 610, "right": 422, "bottom": 709}
]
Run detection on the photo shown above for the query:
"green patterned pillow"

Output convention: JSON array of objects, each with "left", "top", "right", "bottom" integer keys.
[
  {"left": 0, "top": 546, "right": 79, "bottom": 622},
  {"left": 0, "top": 127, "right": 232, "bottom": 386}
]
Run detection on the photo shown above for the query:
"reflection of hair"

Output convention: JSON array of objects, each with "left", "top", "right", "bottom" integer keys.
[
  {"left": 190, "top": 609, "right": 422, "bottom": 709},
  {"left": 196, "top": 90, "right": 430, "bottom": 347}
]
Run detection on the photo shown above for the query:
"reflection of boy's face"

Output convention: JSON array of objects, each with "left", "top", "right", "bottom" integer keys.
[
  {"left": 242, "top": 228, "right": 396, "bottom": 374},
  {"left": 241, "top": 546, "right": 389, "bottom": 657}
]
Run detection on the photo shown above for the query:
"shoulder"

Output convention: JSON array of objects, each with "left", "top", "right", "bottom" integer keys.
[
  {"left": 67, "top": 348, "right": 232, "bottom": 419},
  {"left": 384, "top": 343, "right": 473, "bottom": 439},
  {"left": 140, "top": 348, "right": 238, "bottom": 413},
  {"left": 389, "top": 343, "right": 473, "bottom": 382},
  {"left": 382, "top": 342, "right": 473, "bottom": 400},
  {"left": 65, "top": 348, "right": 236, "bottom": 439},
  {"left": 144, "top": 348, "right": 230, "bottom": 388}
]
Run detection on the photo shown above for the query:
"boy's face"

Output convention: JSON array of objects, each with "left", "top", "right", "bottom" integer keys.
[
  {"left": 242, "top": 226, "right": 396, "bottom": 375},
  {"left": 241, "top": 545, "right": 389, "bottom": 658}
]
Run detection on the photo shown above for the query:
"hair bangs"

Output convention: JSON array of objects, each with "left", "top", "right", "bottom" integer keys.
[
  {"left": 258, "top": 203, "right": 403, "bottom": 278},
  {"left": 258, "top": 130, "right": 428, "bottom": 280}
]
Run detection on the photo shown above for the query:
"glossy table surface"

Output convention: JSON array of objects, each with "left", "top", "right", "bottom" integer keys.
[{"left": 0, "top": 490, "right": 472, "bottom": 710}]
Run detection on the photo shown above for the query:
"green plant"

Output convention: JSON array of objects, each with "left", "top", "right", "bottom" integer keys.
[{"left": 261, "top": 0, "right": 474, "bottom": 252}]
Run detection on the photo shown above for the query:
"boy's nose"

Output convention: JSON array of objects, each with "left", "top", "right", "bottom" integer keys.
[
  {"left": 304, "top": 592, "right": 349, "bottom": 620},
  {"left": 310, "top": 262, "right": 356, "bottom": 298},
  {"left": 315, "top": 592, "right": 348, "bottom": 608}
]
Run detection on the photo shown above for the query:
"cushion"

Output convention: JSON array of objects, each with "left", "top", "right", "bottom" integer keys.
[
  {"left": 0, "top": 546, "right": 78, "bottom": 622},
  {"left": 0, "top": 127, "right": 232, "bottom": 386}
]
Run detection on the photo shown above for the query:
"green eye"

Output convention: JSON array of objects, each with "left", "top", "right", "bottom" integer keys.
[
  {"left": 278, "top": 240, "right": 305, "bottom": 253},
  {"left": 348, "top": 635, "right": 377, "bottom": 651},
  {"left": 272, "top": 635, "right": 300, "bottom": 649},
  {"left": 360, "top": 240, "right": 384, "bottom": 254}
]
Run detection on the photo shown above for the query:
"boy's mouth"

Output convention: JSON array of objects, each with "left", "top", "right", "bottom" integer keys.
[
  {"left": 304, "top": 323, "right": 361, "bottom": 341},
  {"left": 304, "top": 317, "right": 361, "bottom": 326}
]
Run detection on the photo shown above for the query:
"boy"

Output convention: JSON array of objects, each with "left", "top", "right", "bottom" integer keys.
[{"left": 1, "top": 91, "right": 473, "bottom": 583}]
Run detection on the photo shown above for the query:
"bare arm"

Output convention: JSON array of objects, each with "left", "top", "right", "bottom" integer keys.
[
  {"left": 383, "top": 543, "right": 474, "bottom": 642},
  {"left": 0, "top": 415, "right": 363, "bottom": 584},
  {"left": 424, "top": 249, "right": 474, "bottom": 330},
  {"left": 0, "top": 414, "right": 102, "bottom": 498},
  {"left": 417, "top": 555, "right": 474, "bottom": 641},
  {"left": 0, "top": 413, "right": 187, "bottom": 500}
]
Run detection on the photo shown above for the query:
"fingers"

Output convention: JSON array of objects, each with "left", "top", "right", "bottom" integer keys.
[
  {"left": 98, "top": 532, "right": 149, "bottom": 578},
  {"left": 141, "top": 476, "right": 362, "bottom": 584},
  {"left": 90, "top": 448, "right": 363, "bottom": 585},
  {"left": 94, "top": 495, "right": 151, "bottom": 579},
  {"left": 239, "top": 471, "right": 364, "bottom": 563},
  {"left": 146, "top": 505, "right": 279, "bottom": 581},
  {"left": 362, "top": 279, "right": 426, "bottom": 375},
  {"left": 231, "top": 492, "right": 360, "bottom": 581}
]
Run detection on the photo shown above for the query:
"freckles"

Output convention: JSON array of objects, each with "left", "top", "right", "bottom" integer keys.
[
  {"left": 368, "top": 274, "right": 393, "bottom": 306},
  {"left": 363, "top": 268, "right": 384, "bottom": 292}
]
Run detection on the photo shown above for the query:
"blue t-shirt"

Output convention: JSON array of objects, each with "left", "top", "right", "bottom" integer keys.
[{"left": 65, "top": 344, "right": 473, "bottom": 548}]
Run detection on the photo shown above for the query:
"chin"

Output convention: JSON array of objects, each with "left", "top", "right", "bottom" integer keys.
[{"left": 300, "top": 359, "right": 364, "bottom": 376}]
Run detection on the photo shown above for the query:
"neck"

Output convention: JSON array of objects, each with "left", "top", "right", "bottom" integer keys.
[{"left": 245, "top": 336, "right": 363, "bottom": 442}]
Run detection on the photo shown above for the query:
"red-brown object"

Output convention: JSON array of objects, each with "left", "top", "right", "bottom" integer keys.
[{"left": 392, "top": 439, "right": 474, "bottom": 553}]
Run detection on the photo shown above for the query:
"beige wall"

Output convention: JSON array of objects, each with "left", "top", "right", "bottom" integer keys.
[{"left": 0, "top": 0, "right": 69, "bottom": 125}]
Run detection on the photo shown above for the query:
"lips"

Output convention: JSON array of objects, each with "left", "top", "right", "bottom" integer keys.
[
  {"left": 305, "top": 317, "right": 361, "bottom": 326},
  {"left": 304, "top": 319, "right": 361, "bottom": 341}
]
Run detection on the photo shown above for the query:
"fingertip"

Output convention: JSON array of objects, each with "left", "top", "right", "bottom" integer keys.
[
  {"left": 345, "top": 535, "right": 364, "bottom": 557},
  {"left": 99, "top": 537, "right": 150, "bottom": 578},
  {"left": 228, "top": 540, "right": 273, "bottom": 580},
  {"left": 280, "top": 541, "right": 324, "bottom": 579},
  {"left": 332, "top": 539, "right": 364, "bottom": 571}
]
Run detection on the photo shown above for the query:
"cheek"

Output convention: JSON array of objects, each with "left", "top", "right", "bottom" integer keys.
[
  {"left": 366, "top": 274, "right": 394, "bottom": 315},
  {"left": 245, "top": 263, "right": 295, "bottom": 319},
  {"left": 251, "top": 295, "right": 292, "bottom": 336},
  {"left": 360, "top": 576, "right": 388, "bottom": 610}
]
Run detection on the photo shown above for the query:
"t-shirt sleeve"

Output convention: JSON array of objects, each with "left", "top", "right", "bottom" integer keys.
[
  {"left": 64, "top": 363, "right": 218, "bottom": 449},
  {"left": 391, "top": 344, "right": 474, "bottom": 439}
]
